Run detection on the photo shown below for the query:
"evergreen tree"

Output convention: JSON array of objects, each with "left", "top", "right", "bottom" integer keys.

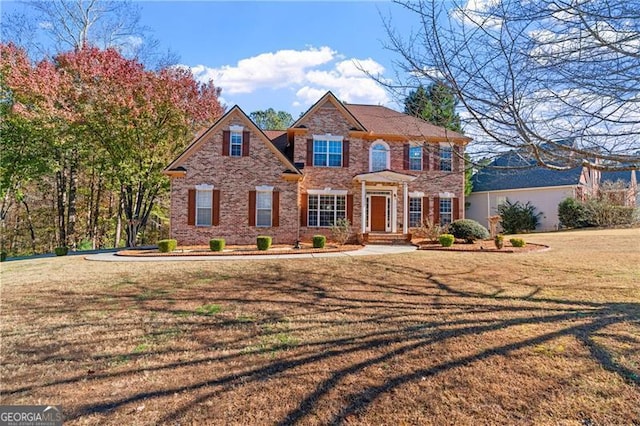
[{"left": 404, "top": 83, "right": 462, "bottom": 133}]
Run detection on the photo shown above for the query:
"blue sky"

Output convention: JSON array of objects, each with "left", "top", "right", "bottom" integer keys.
[{"left": 2, "top": 1, "right": 421, "bottom": 116}]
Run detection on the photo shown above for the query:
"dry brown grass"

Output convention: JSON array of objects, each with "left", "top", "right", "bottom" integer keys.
[{"left": 1, "top": 228, "right": 639, "bottom": 425}]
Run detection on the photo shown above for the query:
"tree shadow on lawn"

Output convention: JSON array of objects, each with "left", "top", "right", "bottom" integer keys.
[{"left": 1, "top": 259, "right": 638, "bottom": 424}]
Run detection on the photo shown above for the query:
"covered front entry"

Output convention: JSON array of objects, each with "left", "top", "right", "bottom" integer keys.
[{"left": 354, "top": 170, "right": 417, "bottom": 235}]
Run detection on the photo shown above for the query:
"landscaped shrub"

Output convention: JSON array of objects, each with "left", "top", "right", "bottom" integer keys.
[
  {"left": 0, "top": 251, "right": 6, "bottom": 262},
  {"left": 312, "top": 235, "right": 326, "bottom": 249},
  {"left": 54, "top": 246, "right": 69, "bottom": 256},
  {"left": 76, "top": 239, "right": 93, "bottom": 251},
  {"left": 497, "top": 199, "right": 543, "bottom": 234},
  {"left": 583, "top": 199, "right": 638, "bottom": 227},
  {"left": 209, "top": 238, "right": 225, "bottom": 252},
  {"left": 558, "top": 197, "right": 588, "bottom": 228},
  {"left": 494, "top": 234, "right": 504, "bottom": 249},
  {"left": 439, "top": 234, "right": 455, "bottom": 247},
  {"left": 415, "top": 217, "right": 443, "bottom": 242},
  {"left": 329, "top": 218, "right": 351, "bottom": 245},
  {"left": 510, "top": 238, "right": 526, "bottom": 248},
  {"left": 448, "top": 219, "right": 490, "bottom": 243},
  {"left": 256, "top": 236, "right": 272, "bottom": 251},
  {"left": 158, "top": 239, "right": 177, "bottom": 253}
]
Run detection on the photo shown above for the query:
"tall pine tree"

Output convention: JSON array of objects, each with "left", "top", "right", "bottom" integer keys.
[{"left": 404, "top": 83, "right": 462, "bottom": 133}]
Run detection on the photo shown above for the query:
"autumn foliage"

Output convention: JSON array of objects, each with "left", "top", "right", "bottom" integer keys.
[{"left": 1, "top": 43, "right": 224, "bottom": 250}]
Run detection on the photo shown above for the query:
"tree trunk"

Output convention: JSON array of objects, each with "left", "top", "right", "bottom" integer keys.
[
  {"left": 92, "top": 173, "right": 103, "bottom": 249},
  {"left": 66, "top": 153, "right": 78, "bottom": 249},
  {"left": 55, "top": 169, "right": 67, "bottom": 247},
  {"left": 114, "top": 187, "right": 123, "bottom": 248},
  {"left": 22, "top": 200, "right": 37, "bottom": 253}
]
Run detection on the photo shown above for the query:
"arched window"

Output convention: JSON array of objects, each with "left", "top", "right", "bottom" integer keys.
[{"left": 370, "top": 141, "right": 390, "bottom": 172}]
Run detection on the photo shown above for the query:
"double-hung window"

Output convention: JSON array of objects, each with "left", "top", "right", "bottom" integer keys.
[
  {"left": 409, "top": 146, "right": 422, "bottom": 171},
  {"left": 230, "top": 131, "right": 243, "bottom": 157},
  {"left": 409, "top": 197, "right": 422, "bottom": 227},
  {"left": 308, "top": 193, "right": 346, "bottom": 227},
  {"left": 439, "top": 198, "right": 453, "bottom": 226},
  {"left": 313, "top": 136, "right": 343, "bottom": 167},
  {"left": 440, "top": 144, "right": 452, "bottom": 171},
  {"left": 256, "top": 190, "right": 272, "bottom": 227},
  {"left": 196, "top": 188, "right": 213, "bottom": 226}
]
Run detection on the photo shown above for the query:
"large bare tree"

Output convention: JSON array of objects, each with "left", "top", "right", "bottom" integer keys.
[{"left": 386, "top": 0, "right": 639, "bottom": 171}]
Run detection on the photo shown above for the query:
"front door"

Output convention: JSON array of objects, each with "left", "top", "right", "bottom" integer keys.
[{"left": 370, "top": 196, "right": 387, "bottom": 232}]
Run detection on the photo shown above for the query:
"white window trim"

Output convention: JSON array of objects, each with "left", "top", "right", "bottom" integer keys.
[
  {"left": 408, "top": 144, "right": 423, "bottom": 171},
  {"left": 439, "top": 197, "right": 453, "bottom": 226},
  {"left": 255, "top": 187, "right": 273, "bottom": 228},
  {"left": 307, "top": 188, "right": 348, "bottom": 196},
  {"left": 408, "top": 196, "right": 423, "bottom": 228},
  {"left": 195, "top": 186, "right": 214, "bottom": 227},
  {"left": 369, "top": 139, "right": 390, "bottom": 172},
  {"left": 312, "top": 134, "right": 344, "bottom": 167},
  {"left": 229, "top": 125, "right": 244, "bottom": 157},
  {"left": 307, "top": 190, "right": 348, "bottom": 228},
  {"left": 439, "top": 143, "right": 453, "bottom": 171}
]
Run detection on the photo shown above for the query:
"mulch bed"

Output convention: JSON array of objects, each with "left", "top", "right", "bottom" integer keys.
[
  {"left": 415, "top": 239, "right": 549, "bottom": 253},
  {"left": 117, "top": 243, "right": 363, "bottom": 257}
]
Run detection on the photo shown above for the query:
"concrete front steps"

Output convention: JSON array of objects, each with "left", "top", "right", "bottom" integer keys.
[{"left": 364, "top": 232, "right": 413, "bottom": 245}]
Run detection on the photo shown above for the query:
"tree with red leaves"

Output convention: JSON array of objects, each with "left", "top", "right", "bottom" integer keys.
[{"left": 2, "top": 43, "right": 224, "bottom": 248}]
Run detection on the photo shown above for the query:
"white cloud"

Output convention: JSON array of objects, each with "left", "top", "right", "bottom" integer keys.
[
  {"left": 300, "top": 58, "right": 390, "bottom": 106},
  {"left": 452, "top": 0, "right": 503, "bottom": 29},
  {"left": 190, "top": 46, "right": 336, "bottom": 94},
  {"left": 186, "top": 47, "right": 392, "bottom": 110}
]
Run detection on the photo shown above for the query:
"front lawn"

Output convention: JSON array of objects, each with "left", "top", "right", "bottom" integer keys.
[{"left": 1, "top": 228, "right": 638, "bottom": 424}]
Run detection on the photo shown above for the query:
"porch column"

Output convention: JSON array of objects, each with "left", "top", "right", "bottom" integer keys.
[
  {"left": 402, "top": 182, "right": 409, "bottom": 235},
  {"left": 361, "top": 180, "right": 366, "bottom": 234}
]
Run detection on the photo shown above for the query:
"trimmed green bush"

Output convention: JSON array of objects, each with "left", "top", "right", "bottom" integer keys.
[
  {"left": 439, "top": 234, "right": 455, "bottom": 247},
  {"left": 448, "top": 219, "right": 490, "bottom": 243},
  {"left": 494, "top": 234, "right": 504, "bottom": 249},
  {"left": 558, "top": 197, "right": 587, "bottom": 228},
  {"left": 209, "top": 238, "right": 225, "bottom": 252},
  {"left": 510, "top": 238, "right": 526, "bottom": 248},
  {"left": 158, "top": 239, "right": 177, "bottom": 253},
  {"left": 312, "top": 235, "right": 326, "bottom": 249},
  {"left": 256, "top": 236, "right": 272, "bottom": 251},
  {"left": 0, "top": 251, "right": 6, "bottom": 262},
  {"left": 54, "top": 246, "right": 69, "bottom": 256},
  {"left": 497, "top": 199, "right": 542, "bottom": 233}
]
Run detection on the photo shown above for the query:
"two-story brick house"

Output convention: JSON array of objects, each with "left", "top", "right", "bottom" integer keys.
[{"left": 164, "top": 91, "right": 471, "bottom": 245}]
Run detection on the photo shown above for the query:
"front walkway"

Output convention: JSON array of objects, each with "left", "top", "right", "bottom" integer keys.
[{"left": 85, "top": 245, "right": 416, "bottom": 262}]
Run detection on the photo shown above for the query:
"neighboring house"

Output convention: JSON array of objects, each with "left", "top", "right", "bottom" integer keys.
[
  {"left": 164, "top": 91, "right": 471, "bottom": 245},
  {"left": 466, "top": 153, "right": 600, "bottom": 232},
  {"left": 600, "top": 170, "right": 639, "bottom": 207}
]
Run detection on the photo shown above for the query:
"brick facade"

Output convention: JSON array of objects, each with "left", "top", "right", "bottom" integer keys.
[
  {"left": 166, "top": 93, "right": 467, "bottom": 245},
  {"left": 169, "top": 109, "right": 300, "bottom": 245}
]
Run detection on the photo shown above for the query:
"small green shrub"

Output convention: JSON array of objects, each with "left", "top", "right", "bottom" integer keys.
[
  {"left": 439, "top": 234, "right": 455, "bottom": 247},
  {"left": 494, "top": 234, "right": 504, "bottom": 249},
  {"left": 510, "top": 238, "right": 526, "bottom": 248},
  {"left": 158, "top": 239, "right": 177, "bottom": 253},
  {"left": 256, "top": 236, "right": 272, "bottom": 251},
  {"left": 209, "top": 238, "right": 225, "bottom": 252},
  {"left": 54, "top": 246, "right": 69, "bottom": 256},
  {"left": 558, "top": 197, "right": 587, "bottom": 228},
  {"left": 0, "top": 251, "right": 6, "bottom": 262},
  {"left": 448, "top": 219, "right": 490, "bottom": 243},
  {"left": 312, "top": 235, "right": 326, "bottom": 249}
]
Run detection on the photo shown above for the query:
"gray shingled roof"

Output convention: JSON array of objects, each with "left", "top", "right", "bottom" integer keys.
[{"left": 471, "top": 153, "right": 584, "bottom": 192}]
